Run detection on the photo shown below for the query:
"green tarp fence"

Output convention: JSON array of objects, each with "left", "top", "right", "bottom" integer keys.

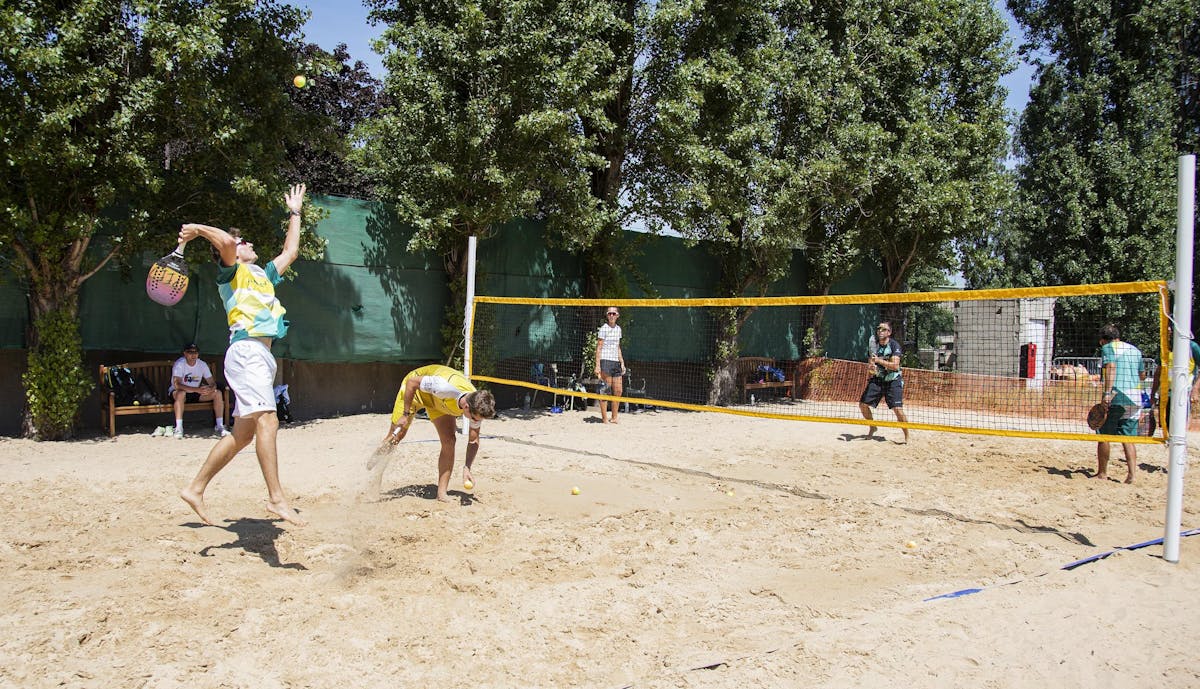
[{"left": 0, "top": 194, "right": 881, "bottom": 363}]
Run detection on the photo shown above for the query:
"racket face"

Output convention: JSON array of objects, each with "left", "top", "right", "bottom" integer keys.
[{"left": 146, "top": 255, "right": 189, "bottom": 306}]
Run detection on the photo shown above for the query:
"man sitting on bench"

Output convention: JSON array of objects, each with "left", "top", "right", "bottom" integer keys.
[{"left": 169, "top": 343, "right": 227, "bottom": 439}]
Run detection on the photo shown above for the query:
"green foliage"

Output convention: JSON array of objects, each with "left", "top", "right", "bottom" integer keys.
[
  {"left": 0, "top": 0, "right": 324, "bottom": 437},
  {"left": 284, "top": 43, "right": 385, "bottom": 199},
  {"left": 363, "top": 0, "right": 645, "bottom": 353},
  {"left": 583, "top": 330, "right": 599, "bottom": 377},
  {"left": 970, "top": 0, "right": 1199, "bottom": 349},
  {"left": 636, "top": 0, "right": 799, "bottom": 297},
  {"left": 830, "top": 0, "right": 1013, "bottom": 294},
  {"left": 22, "top": 308, "right": 91, "bottom": 440}
]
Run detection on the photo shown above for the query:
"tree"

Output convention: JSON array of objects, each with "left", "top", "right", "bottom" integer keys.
[
  {"left": 637, "top": 0, "right": 807, "bottom": 403},
  {"left": 572, "top": 0, "right": 642, "bottom": 301},
  {"left": 845, "top": 0, "right": 1011, "bottom": 312},
  {"left": 284, "top": 43, "right": 386, "bottom": 199},
  {"left": 362, "top": 0, "right": 629, "bottom": 361},
  {"left": 974, "top": 0, "right": 1200, "bottom": 353},
  {"left": 0, "top": 0, "right": 320, "bottom": 438}
]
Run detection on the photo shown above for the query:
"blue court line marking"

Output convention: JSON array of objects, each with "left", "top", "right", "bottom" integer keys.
[{"left": 925, "top": 528, "right": 1200, "bottom": 602}]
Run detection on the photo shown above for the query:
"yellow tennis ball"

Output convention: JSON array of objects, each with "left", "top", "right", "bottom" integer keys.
[
  {"left": 571, "top": 486, "right": 580, "bottom": 495},
  {"left": 464, "top": 481, "right": 473, "bottom": 490},
  {"left": 726, "top": 490, "right": 734, "bottom": 496},
  {"left": 132, "top": 400, "right": 139, "bottom": 406},
  {"left": 905, "top": 541, "right": 917, "bottom": 549},
  {"left": 293, "top": 75, "right": 307, "bottom": 89}
]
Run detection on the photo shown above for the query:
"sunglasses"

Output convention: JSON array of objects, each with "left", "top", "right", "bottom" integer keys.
[
  {"left": 236, "top": 238, "right": 251, "bottom": 246},
  {"left": 607, "top": 312, "right": 619, "bottom": 316}
]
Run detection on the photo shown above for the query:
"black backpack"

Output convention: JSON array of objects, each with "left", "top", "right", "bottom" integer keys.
[
  {"left": 104, "top": 366, "right": 137, "bottom": 406},
  {"left": 133, "top": 373, "right": 161, "bottom": 405}
]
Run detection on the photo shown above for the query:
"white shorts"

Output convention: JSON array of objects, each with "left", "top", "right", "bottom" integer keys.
[{"left": 224, "top": 338, "right": 278, "bottom": 418}]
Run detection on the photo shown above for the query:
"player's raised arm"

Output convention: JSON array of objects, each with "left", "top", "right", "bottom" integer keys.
[{"left": 273, "top": 183, "right": 305, "bottom": 274}]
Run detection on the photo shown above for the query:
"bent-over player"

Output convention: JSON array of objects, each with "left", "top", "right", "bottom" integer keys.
[{"left": 385, "top": 364, "right": 496, "bottom": 502}]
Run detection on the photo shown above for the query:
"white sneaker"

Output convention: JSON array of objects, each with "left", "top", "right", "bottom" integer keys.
[
  {"left": 150, "top": 426, "right": 164, "bottom": 437},
  {"left": 216, "top": 427, "right": 229, "bottom": 437},
  {"left": 173, "top": 428, "right": 184, "bottom": 440}
]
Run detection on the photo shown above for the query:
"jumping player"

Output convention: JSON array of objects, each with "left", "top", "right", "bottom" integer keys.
[{"left": 176, "top": 183, "right": 307, "bottom": 526}]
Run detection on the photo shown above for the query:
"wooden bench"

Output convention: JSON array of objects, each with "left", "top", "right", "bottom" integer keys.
[
  {"left": 99, "top": 360, "right": 231, "bottom": 437},
  {"left": 736, "top": 356, "right": 794, "bottom": 403}
]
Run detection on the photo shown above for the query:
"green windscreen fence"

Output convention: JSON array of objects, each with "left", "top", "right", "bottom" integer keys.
[{"left": 2, "top": 195, "right": 880, "bottom": 363}]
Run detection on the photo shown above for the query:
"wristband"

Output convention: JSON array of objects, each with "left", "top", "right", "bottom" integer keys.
[{"left": 289, "top": 210, "right": 301, "bottom": 217}]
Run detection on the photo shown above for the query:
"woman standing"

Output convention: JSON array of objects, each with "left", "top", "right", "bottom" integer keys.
[{"left": 594, "top": 307, "right": 626, "bottom": 424}]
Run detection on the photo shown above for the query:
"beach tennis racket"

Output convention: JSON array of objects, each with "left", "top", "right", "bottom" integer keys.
[
  {"left": 146, "top": 243, "right": 189, "bottom": 306},
  {"left": 1086, "top": 402, "right": 1109, "bottom": 431}
]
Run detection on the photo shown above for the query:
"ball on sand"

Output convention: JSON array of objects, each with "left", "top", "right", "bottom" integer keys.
[
  {"left": 293, "top": 75, "right": 307, "bottom": 89},
  {"left": 905, "top": 541, "right": 917, "bottom": 549},
  {"left": 464, "top": 481, "right": 473, "bottom": 490},
  {"left": 571, "top": 486, "right": 580, "bottom": 495}
]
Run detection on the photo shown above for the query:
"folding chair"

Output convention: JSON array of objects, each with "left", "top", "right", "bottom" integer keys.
[
  {"left": 530, "top": 362, "right": 552, "bottom": 407},
  {"left": 622, "top": 369, "right": 648, "bottom": 413}
]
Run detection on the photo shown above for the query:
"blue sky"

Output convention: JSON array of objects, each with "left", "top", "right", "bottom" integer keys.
[{"left": 298, "top": 0, "right": 1037, "bottom": 116}]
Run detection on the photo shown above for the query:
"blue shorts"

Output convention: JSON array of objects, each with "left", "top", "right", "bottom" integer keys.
[
  {"left": 599, "top": 359, "right": 623, "bottom": 377},
  {"left": 861, "top": 377, "right": 903, "bottom": 409}
]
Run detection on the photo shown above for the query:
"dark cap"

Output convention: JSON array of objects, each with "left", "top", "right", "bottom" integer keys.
[{"left": 183, "top": 343, "right": 199, "bottom": 352}]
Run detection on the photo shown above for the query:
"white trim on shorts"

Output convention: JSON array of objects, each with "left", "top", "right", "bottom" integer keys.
[{"left": 224, "top": 338, "right": 278, "bottom": 417}]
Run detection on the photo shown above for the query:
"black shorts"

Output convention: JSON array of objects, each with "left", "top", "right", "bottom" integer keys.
[
  {"left": 860, "top": 377, "right": 903, "bottom": 409},
  {"left": 599, "top": 359, "right": 623, "bottom": 377},
  {"left": 182, "top": 392, "right": 201, "bottom": 403}
]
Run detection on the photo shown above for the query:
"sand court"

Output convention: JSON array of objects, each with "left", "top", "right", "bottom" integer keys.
[{"left": 0, "top": 408, "right": 1197, "bottom": 688}]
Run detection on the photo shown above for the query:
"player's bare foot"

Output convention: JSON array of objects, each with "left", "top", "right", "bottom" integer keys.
[
  {"left": 1091, "top": 472, "right": 1107, "bottom": 481},
  {"left": 266, "top": 500, "right": 307, "bottom": 526},
  {"left": 180, "top": 487, "right": 214, "bottom": 525},
  {"left": 436, "top": 493, "right": 453, "bottom": 503},
  {"left": 866, "top": 426, "right": 877, "bottom": 437},
  {"left": 1124, "top": 474, "right": 1135, "bottom": 484}
]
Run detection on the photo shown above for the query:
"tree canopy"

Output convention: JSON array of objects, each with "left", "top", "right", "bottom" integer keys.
[
  {"left": 968, "top": 0, "right": 1199, "bottom": 352},
  {"left": 0, "top": 0, "right": 325, "bottom": 437}
]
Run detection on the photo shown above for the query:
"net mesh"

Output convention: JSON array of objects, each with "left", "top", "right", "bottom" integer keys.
[{"left": 469, "top": 281, "right": 1173, "bottom": 443}]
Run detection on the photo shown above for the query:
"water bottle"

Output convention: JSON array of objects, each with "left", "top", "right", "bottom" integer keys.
[
  {"left": 523, "top": 393, "right": 531, "bottom": 410},
  {"left": 750, "top": 394, "right": 756, "bottom": 405}
]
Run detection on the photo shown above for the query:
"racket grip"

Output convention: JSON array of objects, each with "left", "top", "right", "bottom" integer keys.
[{"left": 172, "top": 241, "right": 188, "bottom": 257}]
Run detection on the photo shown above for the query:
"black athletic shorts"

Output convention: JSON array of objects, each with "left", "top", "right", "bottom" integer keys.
[{"left": 860, "top": 377, "right": 903, "bottom": 409}]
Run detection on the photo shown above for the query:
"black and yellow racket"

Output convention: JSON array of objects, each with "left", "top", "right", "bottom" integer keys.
[{"left": 146, "top": 243, "right": 189, "bottom": 306}]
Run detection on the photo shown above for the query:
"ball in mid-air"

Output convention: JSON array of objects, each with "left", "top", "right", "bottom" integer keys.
[{"left": 293, "top": 75, "right": 307, "bottom": 89}]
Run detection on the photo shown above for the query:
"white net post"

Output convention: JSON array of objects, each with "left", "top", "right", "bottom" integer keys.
[
  {"left": 461, "top": 235, "right": 478, "bottom": 435},
  {"left": 1164, "top": 154, "right": 1195, "bottom": 563}
]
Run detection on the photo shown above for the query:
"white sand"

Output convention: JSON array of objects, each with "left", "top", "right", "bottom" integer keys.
[{"left": 1, "top": 408, "right": 1198, "bottom": 688}]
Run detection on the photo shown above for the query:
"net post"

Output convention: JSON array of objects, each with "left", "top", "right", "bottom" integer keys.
[
  {"left": 461, "top": 235, "right": 478, "bottom": 436},
  {"left": 1164, "top": 154, "right": 1195, "bottom": 564}
]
